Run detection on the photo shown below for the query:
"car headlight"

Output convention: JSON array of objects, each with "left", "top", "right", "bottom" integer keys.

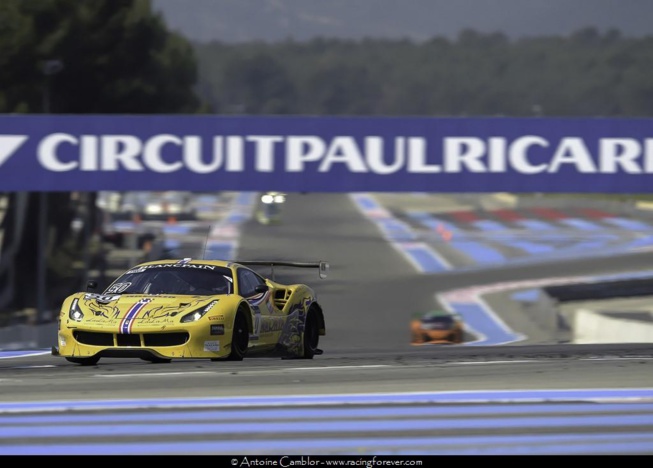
[
  {"left": 68, "top": 298, "right": 84, "bottom": 322},
  {"left": 180, "top": 300, "right": 218, "bottom": 323}
]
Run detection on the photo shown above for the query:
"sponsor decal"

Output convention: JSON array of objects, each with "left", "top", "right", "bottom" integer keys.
[
  {"left": 203, "top": 340, "right": 220, "bottom": 351},
  {"left": 139, "top": 318, "right": 176, "bottom": 325},
  {"left": 104, "top": 283, "right": 131, "bottom": 294},
  {"left": 208, "top": 315, "right": 225, "bottom": 321},
  {"left": 210, "top": 324, "right": 225, "bottom": 335},
  {"left": 126, "top": 264, "right": 216, "bottom": 274},
  {"left": 260, "top": 316, "right": 285, "bottom": 333}
]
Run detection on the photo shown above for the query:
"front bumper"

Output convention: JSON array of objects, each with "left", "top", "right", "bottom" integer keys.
[{"left": 56, "top": 322, "right": 231, "bottom": 360}]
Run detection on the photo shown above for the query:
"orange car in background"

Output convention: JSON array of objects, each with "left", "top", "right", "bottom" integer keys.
[{"left": 410, "top": 310, "right": 465, "bottom": 345}]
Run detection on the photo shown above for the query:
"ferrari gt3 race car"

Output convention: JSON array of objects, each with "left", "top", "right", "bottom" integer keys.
[
  {"left": 410, "top": 310, "right": 465, "bottom": 345},
  {"left": 52, "top": 258, "right": 328, "bottom": 365}
]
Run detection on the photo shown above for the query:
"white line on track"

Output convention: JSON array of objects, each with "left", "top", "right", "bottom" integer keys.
[
  {"left": 95, "top": 371, "right": 216, "bottom": 378},
  {"left": 0, "top": 350, "right": 52, "bottom": 359},
  {"left": 579, "top": 357, "right": 653, "bottom": 361},
  {"left": 456, "top": 360, "right": 537, "bottom": 365},
  {"left": 287, "top": 365, "right": 391, "bottom": 371}
]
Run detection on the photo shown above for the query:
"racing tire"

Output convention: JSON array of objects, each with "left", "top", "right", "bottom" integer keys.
[
  {"left": 302, "top": 309, "right": 320, "bottom": 359},
  {"left": 226, "top": 311, "right": 249, "bottom": 361},
  {"left": 65, "top": 356, "right": 100, "bottom": 366}
]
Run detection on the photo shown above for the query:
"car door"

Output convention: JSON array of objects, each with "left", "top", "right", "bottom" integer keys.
[{"left": 237, "top": 267, "right": 279, "bottom": 349}]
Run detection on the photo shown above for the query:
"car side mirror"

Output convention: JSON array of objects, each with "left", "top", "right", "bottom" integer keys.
[
  {"left": 86, "top": 280, "right": 98, "bottom": 291},
  {"left": 255, "top": 284, "right": 269, "bottom": 294}
]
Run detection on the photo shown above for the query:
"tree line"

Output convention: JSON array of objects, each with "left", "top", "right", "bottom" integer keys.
[
  {"left": 0, "top": 0, "right": 201, "bottom": 318},
  {"left": 194, "top": 27, "right": 653, "bottom": 117}
]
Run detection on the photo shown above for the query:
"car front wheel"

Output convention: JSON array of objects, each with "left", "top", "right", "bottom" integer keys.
[{"left": 226, "top": 311, "right": 249, "bottom": 361}]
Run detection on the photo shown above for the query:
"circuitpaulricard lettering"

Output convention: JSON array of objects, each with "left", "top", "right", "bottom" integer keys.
[{"left": 36, "top": 133, "right": 653, "bottom": 175}]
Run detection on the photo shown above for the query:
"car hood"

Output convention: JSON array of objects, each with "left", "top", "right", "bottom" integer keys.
[{"left": 76, "top": 293, "right": 219, "bottom": 325}]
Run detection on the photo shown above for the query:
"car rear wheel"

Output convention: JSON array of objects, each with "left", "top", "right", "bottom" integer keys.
[
  {"left": 65, "top": 356, "right": 100, "bottom": 366},
  {"left": 226, "top": 311, "right": 249, "bottom": 361},
  {"left": 302, "top": 309, "right": 320, "bottom": 359}
]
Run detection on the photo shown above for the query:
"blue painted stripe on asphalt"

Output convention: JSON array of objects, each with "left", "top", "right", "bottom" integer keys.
[
  {"left": 453, "top": 241, "right": 507, "bottom": 263},
  {"left": 627, "top": 235, "right": 653, "bottom": 248},
  {"left": 447, "top": 302, "right": 523, "bottom": 346},
  {"left": 474, "top": 220, "right": 507, "bottom": 231},
  {"left": 2, "top": 389, "right": 652, "bottom": 413},
  {"left": 2, "top": 433, "right": 653, "bottom": 456},
  {"left": 604, "top": 217, "right": 652, "bottom": 231},
  {"left": 560, "top": 218, "right": 608, "bottom": 231},
  {"left": 508, "top": 239, "right": 555, "bottom": 254},
  {"left": 474, "top": 219, "right": 558, "bottom": 255},
  {"left": 515, "top": 219, "right": 614, "bottom": 251},
  {"left": 511, "top": 289, "right": 540, "bottom": 302},
  {"left": 398, "top": 243, "right": 449, "bottom": 272},
  {"left": 405, "top": 213, "right": 453, "bottom": 234},
  {"left": 516, "top": 219, "right": 556, "bottom": 231},
  {"left": 408, "top": 212, "right": 506, "bottom": 264},
  {"left": 381, "top": 438, "right": 653, "bottom": 456},
  {"left": 407, "top": 211, "right": 459, "bottom": 231},
  {"left": 515, "top": 219, "right": 571, "bottom": 243},
  {"left": 557, "top": 219, "right": 620, "bottom": 251},
  {"left": 3, "top": 402, "right": 652, "bottom": 425},
  {"left": 451, "top": 240, "right": 507, "bottom": 264},
  {"left": 352, "top": 194, "right": 380, "bottom": 211},
  {"left": 2, "top": 414, "right": 652, "bottom": 439},
  {"left": 568, "top": 240, "right": 609, "bottom": 251},
  {"left": 378, "top": 219, "right": 417, "bottom": 241}
]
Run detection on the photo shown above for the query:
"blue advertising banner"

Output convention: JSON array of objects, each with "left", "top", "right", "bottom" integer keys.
[{"left": 0, "top": 114, "right": 652, "bottom": 192}]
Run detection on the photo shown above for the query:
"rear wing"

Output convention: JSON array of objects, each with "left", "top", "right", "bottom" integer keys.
[{"left": 235, "top": 260, "right": 329, "bottom": 280}]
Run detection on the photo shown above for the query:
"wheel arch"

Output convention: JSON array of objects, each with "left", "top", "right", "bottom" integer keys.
[{"left": 238, "top": 300, "right": 254, "bottom": 333}]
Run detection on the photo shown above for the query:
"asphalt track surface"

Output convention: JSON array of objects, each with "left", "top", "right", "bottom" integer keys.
[{"left": 2, "top": 193, "right": 653, "bottom": 455}]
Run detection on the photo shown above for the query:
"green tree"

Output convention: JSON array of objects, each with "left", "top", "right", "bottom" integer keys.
[{"left": 0, "top": 0, "right": 203, "bottom": 319}]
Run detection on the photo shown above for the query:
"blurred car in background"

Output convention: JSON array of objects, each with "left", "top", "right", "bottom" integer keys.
[
  {"left": 118, "top": 191, "right": 197, "bottom": 221},
  {"left": 256, "top": 191, "right": 286, "bottom": 224},
  {"left": 410, "top": 310, "right": 464, "bottom": 345}
]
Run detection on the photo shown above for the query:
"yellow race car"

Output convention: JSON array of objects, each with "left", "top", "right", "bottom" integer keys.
[{"left": 52, "top": 258, "right": 328, "bottom": 365}]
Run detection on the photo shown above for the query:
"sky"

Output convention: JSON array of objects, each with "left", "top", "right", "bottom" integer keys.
[{"left": 153, "top": 0, "right": 653, "bottom": 43}]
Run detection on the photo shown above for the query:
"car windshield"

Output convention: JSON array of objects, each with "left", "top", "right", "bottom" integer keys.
[
  {"left": 103, "top": 264, "right": 233, "bottom": 296},
  {"left": 421, "top": 315, "right": 454, "bottom": 325}
]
